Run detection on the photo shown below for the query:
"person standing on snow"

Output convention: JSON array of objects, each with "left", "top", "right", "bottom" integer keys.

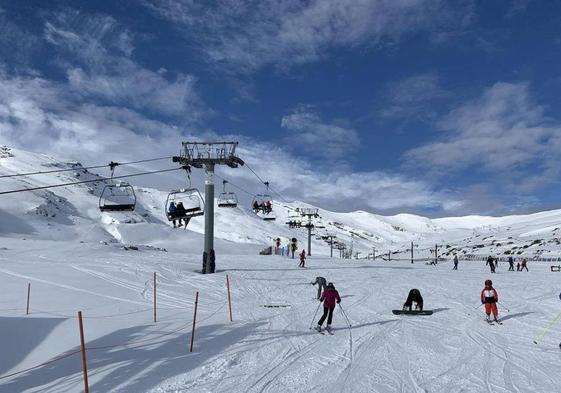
[
  {"left": 521, "top": 258, "right": 529, "bottom": 272},
  {"left": 486, "top": 255, "right": 496, "bottom": 273},
  {"left": 311, "top": 276, "right": 327, "bottom": 300},
  {"left": 508, "top": 256, "right": 515, "bottom": 271},
  {"left": 299, "top": 249, "right": 306, "bottom": 267},
  {"left": 453, "top": 254, "right": 459, "bottom": 270},
  {"left": 481, "top": 279, "right": 499, "bottom": 322},
  {"left": 316, "top": 282, "right": 341, "bottom": 333}
]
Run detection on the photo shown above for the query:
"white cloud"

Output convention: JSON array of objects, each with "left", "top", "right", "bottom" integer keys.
[
  {"left": 44, "top": 10, "right": 206, "bottom": 120},
  {"left": 379, "top": 72, "right": 448, "bottom": 119},
  {"left": 144, "top": 0, "right": 474, "bottom": 73},
  {"left": 404, "top": 82, "right": 561, "bottom": 188},
  {"left": 0, "top": 71, "right": 460, "bottom": 214},
  {"left": 281, "top": 109, "right": 360, "bottom": 158}
]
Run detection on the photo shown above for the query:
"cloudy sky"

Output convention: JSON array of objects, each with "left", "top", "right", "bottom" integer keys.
[{"left": 1, "top": 0, "right": 561, "bottom": 217}]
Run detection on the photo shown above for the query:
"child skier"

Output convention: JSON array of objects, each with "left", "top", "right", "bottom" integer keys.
[
  {"left": 481, "top": 279, "right": 499, "bottom": 322},
  {"left": 299, "top": 249, "right": 306, "bottom": 267},
  {"left": 316, "top": 282, "right": 341, "bottom": 333}
]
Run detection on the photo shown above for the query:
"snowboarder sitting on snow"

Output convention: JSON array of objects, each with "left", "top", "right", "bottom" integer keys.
[
  {"left": 316, "top": 282, "right": 341, "bottom": 333},
  {"left": 481, "top": 279, "right": 499, "bottom": 322},
  {"left": 403, "top": 288, "right": 423, "bottom": 311},
  {"left": 311, "top": 276, "right": 327, "bottom": 300}
]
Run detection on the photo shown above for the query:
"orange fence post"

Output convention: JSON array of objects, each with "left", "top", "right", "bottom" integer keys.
[
  {"left": 26, "top": 283, "right": 31, "bottom": 315},
  {"left": 153, "top": 272, "right": 157, "bottom": 323},
  {"left": 226, "top": 275, "right": 233, "bottom": 322},
  {"left": 189, "top": 291, "right": 199, "bottom": 353},
  {"left": 78, "top": 311, "right": 90, "bottom": 393}
]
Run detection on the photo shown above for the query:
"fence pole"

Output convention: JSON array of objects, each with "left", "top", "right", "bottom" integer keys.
[
  {"left": 26, "top": 283, "right": 31, "bottom": 315},
  {"left": 189, "top": 291, "right": 199, "bottom": 353},
  {"left": 153, "top": 272, "right": 157, "bottom": 323},
  {"left": 78, "top": 311, "right": 90, "bottom": 393},
  {"left": 226, "top": 275, "right": 233, "bottom": 322}
]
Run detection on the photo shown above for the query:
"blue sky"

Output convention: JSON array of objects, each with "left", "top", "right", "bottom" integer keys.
[{"left": 1, "top": 0, "right": 561, "bottom": 217}]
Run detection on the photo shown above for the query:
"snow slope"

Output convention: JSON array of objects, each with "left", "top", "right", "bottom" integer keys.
[{"left": 1, "top": 146, "right": 561, "bottom": 392}]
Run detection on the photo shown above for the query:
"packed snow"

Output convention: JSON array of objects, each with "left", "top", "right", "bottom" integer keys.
[{"left": 1, "top": 147, "right": 561, "bottom": 392}]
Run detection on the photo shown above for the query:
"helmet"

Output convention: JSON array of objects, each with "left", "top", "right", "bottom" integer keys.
[
  {"left": 485, "top": 279, "right": 492, "bottom": 286},
  {"left": 327, "top": 282, "right": 334, "bottom": 288}
]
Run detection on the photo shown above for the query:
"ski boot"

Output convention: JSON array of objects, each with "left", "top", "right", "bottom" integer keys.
[
  {"left": 315, "top": 325, "right": 322, "bottom": 332},
  {"left": 326, "top": 325, "right": 332, "bottom": 333}
]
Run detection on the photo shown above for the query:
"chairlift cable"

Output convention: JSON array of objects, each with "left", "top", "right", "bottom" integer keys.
[
  {"left": 0, "top": 156, "right": 173, "bottom": 179},
  {"left": 242, "top": 160, "right": 290, "bottom": 203},
  {"left": 0, "top": 167, "right": 183, "bottom": 196}
]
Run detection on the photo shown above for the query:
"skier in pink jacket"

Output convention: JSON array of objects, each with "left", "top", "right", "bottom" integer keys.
[{"left": 315, "top": 282, "right": 341, "bottom": 333}]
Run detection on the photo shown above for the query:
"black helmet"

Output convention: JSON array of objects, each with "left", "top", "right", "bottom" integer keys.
[
  {"left": 327, "top": 282, "right": 334, "bottom": 288},
  {"left": 485, "top": 279, "right": 492, "bottom": 286}
]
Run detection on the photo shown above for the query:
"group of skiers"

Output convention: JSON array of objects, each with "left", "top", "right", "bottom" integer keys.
[
  {"left": 486, "top": 255, "right": 529, "bottom": 273},
  {"left": 253, "top": 200, "right": 273, "bottom": 214}
]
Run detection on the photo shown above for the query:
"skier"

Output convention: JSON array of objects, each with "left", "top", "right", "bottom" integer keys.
[
  {"left": 453, "top": 254, "right": 459, "bottom": 270},
  {"left": 480, "top": 279, "right": 499, "bottom": 322},
  {"left": 299, "top": 249, "right": 306, "bottom": 267},
  {"left": 311, "top": 276, "right": 327, "bottom": 300},
  {"left": 517, "top": 262, "right": 521, "bottom": 271},
  {"left": 315, "top": 282, "right": 341, "bottom": 333},
  {"left": 403, "top": 288, "right": 423, "bottom": 311},
  {"left": 521, "top": 258, "right": 529, "bottom": 272},
  {"left": 168, "top": 202, "right": 177, "bottom": 228},
  {"left": 290, "top": 240, "right": 298, "bottom": 259},
  {"left": 508, "top": 256, "right": 514, "bottom": 271},
  {"left": 486, "top": 255, "right": 496, "bottom": 273}
]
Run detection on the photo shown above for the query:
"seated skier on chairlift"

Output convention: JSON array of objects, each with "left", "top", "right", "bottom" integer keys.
[{"left": 265, "top": 200, "right": 272, "bottom": 214}]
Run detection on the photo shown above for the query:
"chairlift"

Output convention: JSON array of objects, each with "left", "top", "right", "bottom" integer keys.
[
  {"left": 99, "top": 182, "right": 136, "bottom": 212},
  {"left": 99, "top": 162, "right": 136, "bottom": 212},
  {"left": 217, "top": 180, "right": 238, "bottom": 208},
  {"left": 165, "top": 188, "right": 204, "bottom": 221},
  {"left": 251, "top": 181, "right": 275, "bottom": 221},
  {"left": 165, "top": 168, "right": 204, "bottom": 224}
]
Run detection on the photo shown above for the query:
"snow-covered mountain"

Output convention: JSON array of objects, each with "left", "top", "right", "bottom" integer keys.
[
  {"left": 2, "top": 146, "right": 561, "bottom": 260},
  {"left": 2, "top": 146, "right": 561, "bottom": 393}
]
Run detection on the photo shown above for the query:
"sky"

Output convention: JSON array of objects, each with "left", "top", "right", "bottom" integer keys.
[{"left": 1, "top": 0, "right": 561, "bottom": 217}]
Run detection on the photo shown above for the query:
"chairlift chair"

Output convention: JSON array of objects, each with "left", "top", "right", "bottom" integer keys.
[
  {"left": 251, "top": 181, "right": 275, "bottom": 220},
  {"left": 165, "top": 188, "right": 204, "bottom": 221},
  {"left": 217, "top": 180, "right": 238, "bottom": 208},
  {"left": 99, "top": 182, "right": 136, "bottom": 212}
]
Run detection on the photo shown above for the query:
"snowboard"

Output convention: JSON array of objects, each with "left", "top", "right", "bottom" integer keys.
[{"left": 392, "top": 310, "right": 433, "bottom": 315}]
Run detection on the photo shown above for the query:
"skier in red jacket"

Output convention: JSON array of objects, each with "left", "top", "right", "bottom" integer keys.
[
  {"left": 481, "top": 279, "right": 499, "bottom": 322},
  {"left": 315, "top": 282, "right": 341, "bottom": 333}
]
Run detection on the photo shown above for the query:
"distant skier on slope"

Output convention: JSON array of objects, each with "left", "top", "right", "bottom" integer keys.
[
  {"left": 403, "top": 288, "right": 423, "bottom": 311},
  {"left": 508, "top": 256, "right": 515, "bottom": 271},
  {"left": 486, "top": 255, "right": 496, "bottom": 273},
  {"left": 481, "top": 279, "right": 499, "bottom": 322},
  {"left": 311, "top": 276, "right": 327, "bottom": 300},
  {"left": 453, "top": 254, "right": 459, "bottom": 270},
  {"left": 315, "top": 282, "right": 341, "bottom": 333},
  {"left": 521, "top": 258, "right": 529, "bottom": 272},
  {"left": 299, "top": 249, "right": 306, "bottom": 268}
]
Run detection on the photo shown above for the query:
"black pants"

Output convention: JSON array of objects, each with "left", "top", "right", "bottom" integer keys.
[
  {"left": 318, "top": 306, "right": 335, "bottom": 326},
  {"left": 522, "top": 266, "right": 528, "bottom": 271}
]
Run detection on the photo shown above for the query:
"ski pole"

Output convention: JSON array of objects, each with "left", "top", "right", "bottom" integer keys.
[
  {"left": 309, "top": 302, "right": 321, "bottom": 329},
  {"left": 338, "top": 304, "right": 353, "bottom": 327},
  {"left": 497, "top": 301, "right": 510, "bottom": 312}
]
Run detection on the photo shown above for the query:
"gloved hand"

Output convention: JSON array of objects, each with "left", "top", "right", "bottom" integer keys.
[
  {"left": 337, "top": 300, "right": 341, "bottom": 304},
  {"left": 481, "top": 300, "right": 485, "bottom": 304}
]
